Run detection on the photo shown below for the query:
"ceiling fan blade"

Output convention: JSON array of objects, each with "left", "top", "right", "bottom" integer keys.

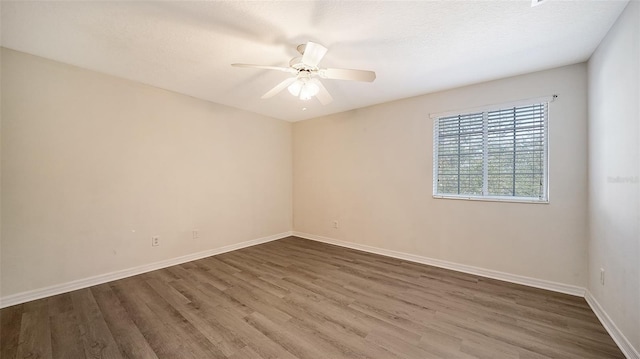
[
  {"left": 301, "top": 41, "right": 328, "bottom": 67},
  {"left": 315, "top": 80, "right": 333, "bottom": 105},
  {"left": 261, "top": 77, "right": 298, "bottom": 99},
  {"left": 232, "top": 63, "right": 295, "bottom": 73},
  {"left": 319, "top": 68, "right": 376, "bottom": 82}
]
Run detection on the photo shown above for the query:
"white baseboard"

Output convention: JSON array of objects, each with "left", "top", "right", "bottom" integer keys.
[
  {"left": 292, "top": 231, "right": 585, "bottom": 297},
  {"left": 585, "top": 291, "right": 640, "bottom": 359},
  {"left": 0, "top": 231, "right": 293, "bottom": 309}
]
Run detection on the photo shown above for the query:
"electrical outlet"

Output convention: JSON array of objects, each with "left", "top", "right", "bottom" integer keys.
[
  {"left": 151, "top": 236, "right": 160, "bottom": 247},
  {"left": 192, "top": 230, "right": 199, "bottom": 239},
  {"left": 333, "top": 220, "right": 339, "bottom": 229},
  {"left": 600, "top": 268, "right": 605, "bottom": 285}
]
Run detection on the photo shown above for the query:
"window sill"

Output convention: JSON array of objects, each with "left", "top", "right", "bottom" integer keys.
[{"left": 432, "top": 195, "right": 549, "bottom": 204}]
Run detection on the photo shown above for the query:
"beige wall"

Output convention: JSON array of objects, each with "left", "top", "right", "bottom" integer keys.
[
  {"left": 0, "top": 48, "right": 292, "bottom": 297},
  {"left": 294, "top": 64, "right": 588, "bottom": 287},
  {"left": 588, "top": 1, "right": 640, "bottom": 352}
]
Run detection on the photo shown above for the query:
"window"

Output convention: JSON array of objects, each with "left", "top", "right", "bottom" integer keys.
[{"left": 433, "top": 100, "right": 549, "bottom": 202}]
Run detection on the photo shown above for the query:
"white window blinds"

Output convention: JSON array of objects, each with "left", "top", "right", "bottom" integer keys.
[{"left": 433, "top": 101, "right": 548, "bottom": 202}]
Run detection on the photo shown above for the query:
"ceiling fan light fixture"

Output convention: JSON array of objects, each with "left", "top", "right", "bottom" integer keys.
[
  {"left": 287, "top": 80, "right": 303, "bottom": 96},
  {"left": 299, "top": 80, "right": 320, "bottom": 100},
  {"left": 288, "top": 78, "right": 320, "bottom": 101}
]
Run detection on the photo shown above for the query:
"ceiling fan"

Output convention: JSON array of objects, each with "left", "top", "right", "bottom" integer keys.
[{"left": 232, "top": 41, "right": 376, "bottom": 105}]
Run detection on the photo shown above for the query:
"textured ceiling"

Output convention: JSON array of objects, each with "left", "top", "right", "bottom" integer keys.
[{"left": 0, "top": 1, "right": 629, "bottom": 122}]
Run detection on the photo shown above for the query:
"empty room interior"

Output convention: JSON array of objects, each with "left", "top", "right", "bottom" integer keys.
[{"left": 1, "top": 1, "right": 639, "bottom": 358}]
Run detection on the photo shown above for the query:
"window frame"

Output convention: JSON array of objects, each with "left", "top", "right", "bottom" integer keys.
[{"left": 431, "top": 96, "right": 554, "bottom": 204}]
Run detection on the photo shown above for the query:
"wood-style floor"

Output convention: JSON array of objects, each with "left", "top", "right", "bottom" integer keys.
[{"left": 0, "top": 236, "right": 624, "bottom": 359}]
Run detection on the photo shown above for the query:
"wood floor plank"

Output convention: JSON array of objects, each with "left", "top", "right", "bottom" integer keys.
[
  {"left": 47, "top": 293, "right": 74, "bottom": 316},
  {"left": 282, "top": 292, "right": 369, "bottom": 338},
  {"left": 0, "top": 236, "right": 625, "bottom": 359},
  {"left": 225, "top": 283, "right": 293, "bottom": 324},
  {"left": 227, "top": 345, "right": 264, "bottom": 359},
  {"left": 0, "top": 303, "right": 23, "bottom": 359},
  {"left": 50, "top": 310, "right": 85, "bottom": 359},
  {"left": 111, "top": 278, "right": 200, "bottom": 359},
  {"left": 158, "top": 277, "right": 248, "bottom": 356},
  {"left": 244, "top": 311, "right": 342, "bottom": 359},
  {"left": 233, "top": 271, "right": 290, "bottom": 299},
  {"left": 91, "top": 283, "right": 159, "bottom": 359},
  {"left": 171, "top": 278, "right": 254, "bottom": 318},
  {"left": 16, "top": 300, "right": 53, "bottom": 359},
  {"left": 193, "top": 300, "right": 299, "bottom": 359},
  {"left": 366, "top": 329, "right": 438, "bottom": 358},
  {"left": 416, "top": 326, "right": 467, "bottom": 358},
  {"left": 128, "top": 278, "right": 228, "bottom": 359},
  {"left": 70, "top": 288, "right": 123, "bottom": 359},
  {"left": 282, "top": 305, "right": 406, "bottom": 359},
  {"left": 173, "top": 303, "right": 245, "bottom": 357}
]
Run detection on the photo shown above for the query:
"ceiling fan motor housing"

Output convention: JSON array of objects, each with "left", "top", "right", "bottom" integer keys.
[{"left": 289, "top": 56, "right": 316, "bottom": 72}]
